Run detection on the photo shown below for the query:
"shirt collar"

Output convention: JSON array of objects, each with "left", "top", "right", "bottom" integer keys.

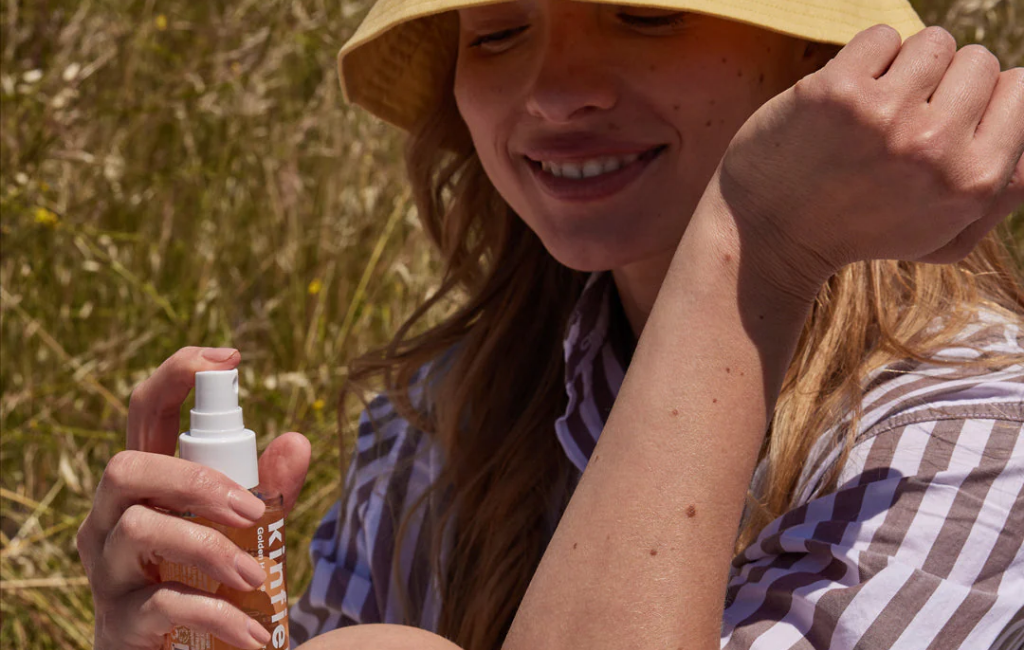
[{"left": 555, "top": 271, "right": 636, "bottom": 473}]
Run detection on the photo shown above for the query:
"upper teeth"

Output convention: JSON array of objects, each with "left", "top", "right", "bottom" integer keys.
[{"left": 541, "top": 154, "right": 640, "bottom": 179}]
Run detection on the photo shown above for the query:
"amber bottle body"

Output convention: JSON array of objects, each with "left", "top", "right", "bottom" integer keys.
[{"left": 160, "top": 490, "right": 289, "bottom": 650}]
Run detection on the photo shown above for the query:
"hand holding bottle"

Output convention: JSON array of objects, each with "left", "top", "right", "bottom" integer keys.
[
  {"left": 76, "top": 347, "right": 311, "bottom": 650},
  {"left": 716, "top": 25, "right": 1024, "bottom": 300}
]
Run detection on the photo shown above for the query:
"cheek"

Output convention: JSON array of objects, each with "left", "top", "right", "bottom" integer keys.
[
  {"left": 656, "top": 53, "right": 780, "bottom": 132},
  {"left": 454, "top": 64, "right": 515, "bottom": 162}
]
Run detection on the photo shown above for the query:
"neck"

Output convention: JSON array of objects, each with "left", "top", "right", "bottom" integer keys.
[{"left": 611, "top": 251, "right": 675, "bottom": 339}]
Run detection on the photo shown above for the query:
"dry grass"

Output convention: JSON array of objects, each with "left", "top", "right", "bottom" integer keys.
[{"left": 0, "top": 0, "right": 1021, "bottom": 647}]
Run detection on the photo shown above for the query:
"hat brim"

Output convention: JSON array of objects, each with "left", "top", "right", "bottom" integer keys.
[{"left": 339, "top": 0, "right": 926, "bottom": 134}]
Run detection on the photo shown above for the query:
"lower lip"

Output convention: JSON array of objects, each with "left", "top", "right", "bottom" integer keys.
[{"left": 526, "top": 147, "right": 665, "bottom": 202}]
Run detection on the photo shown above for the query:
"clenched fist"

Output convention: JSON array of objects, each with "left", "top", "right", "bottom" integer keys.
[{"left": 720, "top": 24, "right": 1024, "bottom": 297}]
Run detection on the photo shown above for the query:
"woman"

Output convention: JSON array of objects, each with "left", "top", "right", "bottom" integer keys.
[{"left": 76, "top": 0, "right": 1024, "bottom": 648}]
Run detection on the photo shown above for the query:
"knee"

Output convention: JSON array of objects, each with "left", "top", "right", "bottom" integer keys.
[{"left": 294, "top": 624, "right": 464, "bottom": 650}]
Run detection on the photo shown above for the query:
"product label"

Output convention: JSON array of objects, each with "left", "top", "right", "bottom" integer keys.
[{"left": 160, "top": 508, "right": 289, "bottom": 650}]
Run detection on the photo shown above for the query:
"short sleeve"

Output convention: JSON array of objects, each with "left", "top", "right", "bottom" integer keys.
[
  {"left": 721, "top": 414, "right": 1024, "bottom": 650},
  {"left": 288, "top": 395, "right": 443, "bottom": 646}
]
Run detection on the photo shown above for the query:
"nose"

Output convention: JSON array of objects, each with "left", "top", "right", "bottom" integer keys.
[{"left": 524, "top": 11, "right": 618, "bottom": 123}]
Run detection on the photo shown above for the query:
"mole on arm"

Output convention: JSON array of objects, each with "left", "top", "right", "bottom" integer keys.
[{"left": 686, "top": 505, "right": 697, "bottom": 518}]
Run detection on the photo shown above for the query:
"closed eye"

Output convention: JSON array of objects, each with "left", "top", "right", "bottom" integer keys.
[
  {"left": 468, "top": 25, "right": 529, "bottom": 48},
  {"left": 616, "top": 11, "right": 687, "bottom": 28}
]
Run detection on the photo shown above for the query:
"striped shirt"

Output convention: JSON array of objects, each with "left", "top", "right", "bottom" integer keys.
[{"left": 290, "top": 271, "right": 1024, "bottom": 650}]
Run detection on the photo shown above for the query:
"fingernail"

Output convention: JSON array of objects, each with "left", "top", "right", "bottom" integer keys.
[
  {"left": 248, "top": 619, "right": 272, "bottom": 647},
  {"left": 228, "top": 490, "right": 265, "bottom": 522},
  {"left": 201, "top": 347, "right": 238, "bottom": 362},
  {"left": 236, "top": 553, "right": 266, "bottom": 589}
]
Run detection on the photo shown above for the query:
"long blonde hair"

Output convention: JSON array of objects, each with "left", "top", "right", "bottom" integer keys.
[{"left": 341, "top": 49, "right": 1024, "bottom": 650}]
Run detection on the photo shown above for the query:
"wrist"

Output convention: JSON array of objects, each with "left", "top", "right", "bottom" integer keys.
[{"left": 703, "top": 166, "right": 836, "bottom": 305}]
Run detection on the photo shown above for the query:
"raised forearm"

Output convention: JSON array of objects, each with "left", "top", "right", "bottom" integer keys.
[{"left": 503, "top": 173, "right": 818, "bottom": 650}]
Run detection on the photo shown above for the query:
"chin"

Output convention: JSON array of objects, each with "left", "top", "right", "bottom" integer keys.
[
  {"left": 539, "top": 238, "right": 659, "bottom": 273},
  {"left": 520, "top": 211, "right": 679, "bottom": 274}
]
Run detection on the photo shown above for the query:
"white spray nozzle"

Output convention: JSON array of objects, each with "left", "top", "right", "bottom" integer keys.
[
  {"left": 191, "top": 370, "right": 244, "bottom": 435},
  {"left": 179, "top": 369, "right": 259, "bottom": 489}
]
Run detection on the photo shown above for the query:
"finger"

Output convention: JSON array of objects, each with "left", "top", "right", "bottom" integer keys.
[
  {"left": 829, "top": 24, "right": 904, "bottom": 80},
  {"left": 257, "top": 432, "right": 311, "bottom": 515},
  {"left": 915, "top": 185, "right": 1023, "bottom": 265},
  {"left": 90, "top": 451, "right": 266, "bottom": 535},
  {"left": 976, "top": 67, "right": 1024, "bottom": 155},
  {"left": 101, "top": 504, "right": 266, "bottom": 596},
  {"left": 927, "top": 44, "right": 1000, "bottom": 129},
  {"left": 117, "top": 581, "right": 271, "bottom": 650},
  {"left": 878, "top": 26, "right": 956, "bottom": 100},
  {"left": 128, "top": 346, "right": 241, "bottom": 455}
]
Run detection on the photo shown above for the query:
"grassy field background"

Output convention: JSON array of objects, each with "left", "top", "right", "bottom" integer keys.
[{"left": 1, "top": 0, "right": 1021, "bottom": 647}]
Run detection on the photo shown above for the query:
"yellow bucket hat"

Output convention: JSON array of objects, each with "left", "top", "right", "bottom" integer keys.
[{"left": 338, "top": 0, "right": 926, "bottom": 134}]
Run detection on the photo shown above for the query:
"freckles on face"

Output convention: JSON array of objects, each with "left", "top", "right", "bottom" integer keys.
[{"left": 453, "top": 6, "right": 809, "bottom": 271}]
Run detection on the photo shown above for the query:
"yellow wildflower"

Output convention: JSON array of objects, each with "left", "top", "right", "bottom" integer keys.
[
  {"left": 307, "top": 279, "right": 323, "bottom": 295},
  {"left": 312, "top": 399, "right": 326, "bottom": 411},
  {"left": 155, "top": 14, "right": 168, "bottom": 31},
  {"left": 34, "top": 207, "right": 58, "bottom": 226}
]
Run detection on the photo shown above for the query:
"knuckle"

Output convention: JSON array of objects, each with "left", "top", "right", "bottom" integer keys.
[
  {"left": 171, "top": 346, "right": 202, "bottom": 369},
  {"left": 76, "top": 518, "right": 98, "bottom": 576},
  {"left": 802, "top": 72, "right": 869, "bottom": 117},
  {"left": 870, "top": 23, "right": 902, "bottom": 46},
  {"left": 75, "top": 517, "right": 91, "bottom": 553},
  {"left": 1004, "top": 68, "right": 1024, "bottom": 97},
  {"left": 894, "top": 125, "right": 945, "bottom": 160},
  {"left": 961, "top": 167, "right": 1003, "bottom": 197},
  {"left": 143, "top": 587, "right": 178, "bottom": 628},
  {"left": 822, "top": 72, "right": 861, "bottom": 103},
  {"left": 102, "top": 450, "right": 142, "bottom": 491},
  {"left": 206, "top": 597, "right": 237, "bottom": 622},
  {"left": 185, "top": 463, "right": 224, "bottom": 498},
  {"left": 193, "top": 525, "right": 232, "bottom": 561},
  {"left": 793, "top": 69, "right": 827, "bottom": 102},
  {"left": 920, "top": 26, "right": 956, "bottom": 53},
  {"left": 959, "top": 44, "right": 999, "bottom": 72},
  {"left": 127, "top": 377, "right": 153, "bottom": 413},
  {"left": 115, "top": 504, "right": 152, "bottom": 543}
]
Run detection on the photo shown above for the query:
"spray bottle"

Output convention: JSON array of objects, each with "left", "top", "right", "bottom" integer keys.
[{"left": 160, "top": 369, "right": 289, "bottom": 649}]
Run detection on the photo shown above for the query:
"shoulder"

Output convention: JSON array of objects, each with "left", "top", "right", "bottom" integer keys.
[
  {"left": 797, "top": 308, "right": 1023, "bottom": 503},
  {"left": 725, "top": 312, "right": 1024, "bottom": 648},
  {"left": 858, "top": 307, "right": 1023, "bottom": 433}
]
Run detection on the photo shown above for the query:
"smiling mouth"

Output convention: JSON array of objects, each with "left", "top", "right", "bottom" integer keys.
[{"left": 525, "top": 145, "right": 667, "bottom": 180}]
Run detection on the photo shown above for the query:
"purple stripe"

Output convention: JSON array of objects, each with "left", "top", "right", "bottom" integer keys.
[
  {"left": 564, "top": 275, "right": 608, "bottom": 373},
  {"left": 362, "top": 428, "right": 424, "bottom": 622},
  {"left": 735, "top": 502, "right": 810, "bottom": 566},
  {"left": 793, "top": 420, "right": 963, "bottom": 647},
  {"left": 921, "top": 419, "right": 1018, "bottom": 580},
  {"left": 851, "top": 570, "right": 942, "bottom": 649},
  {"left": 725, "top": 553, "right": 850, "bottom": 649},
  {"left": 564, "top": 372, "right": 596, "bottom": 466},
  {"left": 406, "top": 488, "right": 436, "bottom": 627},
  {"left": 590, "top": 341, "right": 617, "bottom": 426},
  {"left": 726, "top": 486, "right": 867, "bottom": 646},
  {"left": 861, "top": 419, "right": 967, "bottom": 575},
  {"left": 925, "top": 426, "right": 1024, "bottom": 649}
]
